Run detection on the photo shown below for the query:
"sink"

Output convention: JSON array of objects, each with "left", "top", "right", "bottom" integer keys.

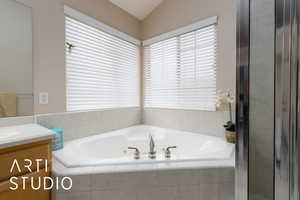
[{"left": 0, "top": 131, "right": 20, "bottom": 140}]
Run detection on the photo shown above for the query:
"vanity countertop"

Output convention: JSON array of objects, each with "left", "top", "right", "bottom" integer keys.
[{"left": 0, "top": 123, "right": 55, "bottom": 149}]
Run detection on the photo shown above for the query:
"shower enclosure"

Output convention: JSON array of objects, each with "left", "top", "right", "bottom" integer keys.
[
  {"left": 237, "top": 0, "right": 300, "bottom": 199},
  {"left": 274, "top": 0, "right": 299, "bottom": 200}
]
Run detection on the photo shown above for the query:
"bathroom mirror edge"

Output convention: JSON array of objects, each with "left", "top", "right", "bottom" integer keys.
[{"left": 0, "top": 0, "right": 34, "bottom": 118}]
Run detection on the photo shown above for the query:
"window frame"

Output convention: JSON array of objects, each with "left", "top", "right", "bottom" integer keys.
[
  {"left": 64, "top": 8, "right": 141, "bottom": 112},
  {"left": 143, "top": 21, "right": 218, "bottom": 111}
]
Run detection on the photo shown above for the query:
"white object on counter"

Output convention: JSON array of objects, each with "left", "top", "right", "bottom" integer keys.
[{"left": 0, "top": 123, "right": 55, "bottom": 149}]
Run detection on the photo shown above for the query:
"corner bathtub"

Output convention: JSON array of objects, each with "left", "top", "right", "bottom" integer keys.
[{"left": 54, "top": 125, "right": 235, "bottom": 168}]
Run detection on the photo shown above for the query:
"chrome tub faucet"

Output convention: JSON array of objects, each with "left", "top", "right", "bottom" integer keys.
[
  {"left": 165, "top": 146, "right": 177, "bottom": 158},
  {"left": 128, "top": 146, "right": 140, "bottom": 160},
  {"left": 149, "top": 134, "right": 156, "bottom": 159}
]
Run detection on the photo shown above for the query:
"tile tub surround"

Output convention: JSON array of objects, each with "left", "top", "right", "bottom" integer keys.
[
  {"left": 52, "top": 167, "right": 234, "bottom": 200},
  {"left": 36, "top": 107, "right": 141, "bottom": 141},
  {"left": 142, "top": 108, "right": 231, "bottom": 138}
]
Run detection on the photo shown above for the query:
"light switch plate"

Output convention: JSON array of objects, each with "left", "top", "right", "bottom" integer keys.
[{"left": 39, "top": 92, "right": 49, "bottom": 104}]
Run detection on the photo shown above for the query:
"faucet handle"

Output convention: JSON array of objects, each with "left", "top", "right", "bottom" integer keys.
[
  {"left": 165, "top": 146, "right": 177, "bottom": 158},
  {"left": 128, "top": 146, "right": 140, "bottom": 160}
]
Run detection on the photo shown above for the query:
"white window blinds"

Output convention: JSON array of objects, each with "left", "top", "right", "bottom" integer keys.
[
  {"left": 144, "top": 24, "right": 217, "bottom": 111},
  {"left": 65, "top": 17, "right": 140, "bottom": 111}
]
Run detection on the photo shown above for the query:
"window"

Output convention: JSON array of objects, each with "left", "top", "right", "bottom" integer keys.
[
  {"left": 144, "top": 24, "right": 217, "bottom": 111},
  {"left": 65, "top": 17, "right": 140, "bottom": 111}
]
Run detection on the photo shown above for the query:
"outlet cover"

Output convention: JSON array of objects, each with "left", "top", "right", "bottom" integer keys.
[{"left": 39, "top": 92, "right": 49, "bottom": 104}]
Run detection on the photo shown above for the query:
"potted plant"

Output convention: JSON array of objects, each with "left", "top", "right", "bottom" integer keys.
[{"left": 216, "top": 89, "right": 236, "bottom": 143}]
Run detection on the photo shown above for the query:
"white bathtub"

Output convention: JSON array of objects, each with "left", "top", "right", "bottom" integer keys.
[{"left": 54, "top": 125, "right": 235, "bottom": 168}]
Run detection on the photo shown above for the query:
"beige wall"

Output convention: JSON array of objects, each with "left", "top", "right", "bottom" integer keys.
[
  {"left": 141, "top": 0, "right": 236, "bottom": 136},
  {"left": 64, "top": 0, "right": 141, "bottom": 39},
  {"left": 16, "top": 0, "right": 140, "bottom": 115},
  {"left": 14, "top": 0, "right": 235, "bottom": 115},
  {"left": 142, "top": 0, "right": 236, "bottom": 91},
  {"left": 4, "top": 0, "right": 236, "bottom": 139}
]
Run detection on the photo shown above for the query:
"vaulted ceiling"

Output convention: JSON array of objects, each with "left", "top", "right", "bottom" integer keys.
[{"left": 109, "top": 0, "right": 164, "bottom": 20}]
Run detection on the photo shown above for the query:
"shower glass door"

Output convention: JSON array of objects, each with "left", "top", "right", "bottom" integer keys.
[
  {"left": 237, "top": 0, "right": 275, "bottom": 200},
  {"left": 274, "top": 0, "right": 300, "bottom": 200}
]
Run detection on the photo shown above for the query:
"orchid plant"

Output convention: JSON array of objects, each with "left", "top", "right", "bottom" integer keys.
[
  {"left": 216, "top": 89, "right": 235, "bottom": 132},
  {"left": 66, "top": 42, "right": 76, "bottom": 53}
]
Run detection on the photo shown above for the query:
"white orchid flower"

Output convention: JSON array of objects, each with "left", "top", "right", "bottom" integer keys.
[
  {"left": 216, "top": 89, "right": 235, "bottom": 123},
  {"left": 216, "top": 89, "right": 235, "bottom": 108}
]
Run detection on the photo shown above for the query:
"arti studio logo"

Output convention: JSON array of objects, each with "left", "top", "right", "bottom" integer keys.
[{"left": 9, "top": 159, "right": 72, "bottom": 191}]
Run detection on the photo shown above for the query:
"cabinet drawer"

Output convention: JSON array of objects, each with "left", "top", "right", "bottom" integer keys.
[
  {"left": 0, "top": 140, "right": 51, "bottom": 182},
  {"left": 0, "top": 168, "right": 50, "bottom": 200}
]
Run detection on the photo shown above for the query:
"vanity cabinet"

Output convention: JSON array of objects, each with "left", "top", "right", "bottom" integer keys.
[{"left": 0, "top": 139, "right": 52, "bottom": 200}]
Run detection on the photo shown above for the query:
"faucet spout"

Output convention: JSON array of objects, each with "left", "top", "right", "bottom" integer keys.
[{"left": 149, "top": 134, "right": 156, "bottom": 159}]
